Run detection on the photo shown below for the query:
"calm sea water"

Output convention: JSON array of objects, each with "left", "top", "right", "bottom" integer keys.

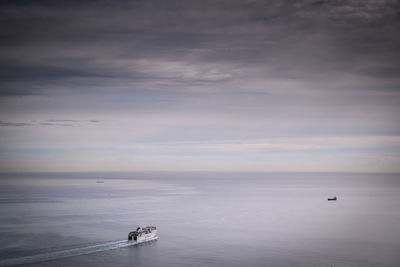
[{"left": 0, "top": 172, "right": 399, "bottom": 267}]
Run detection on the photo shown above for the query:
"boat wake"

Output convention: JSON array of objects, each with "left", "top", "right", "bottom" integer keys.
[{"left": 0, "top": 237, "right": 158, "bottom": 266}]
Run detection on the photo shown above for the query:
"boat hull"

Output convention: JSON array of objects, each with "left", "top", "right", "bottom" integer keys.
[
  {"left": 136, "top": 235, "right": 158, "bottom": 244},
  {"left": 135, "top": 230, "right": 157, "bottom": 242}
]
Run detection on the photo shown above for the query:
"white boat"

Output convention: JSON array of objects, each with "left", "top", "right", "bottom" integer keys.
[{"left": 128, "top": 226, "right": 157, "bottom": 242}]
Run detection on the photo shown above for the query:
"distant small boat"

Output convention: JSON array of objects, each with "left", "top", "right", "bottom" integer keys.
[
  {"left": 96, "top": 181, "right": 104, "bottom": 183},
  {"left": 328, "top": 196, "right": 337, "bottom": 201}
]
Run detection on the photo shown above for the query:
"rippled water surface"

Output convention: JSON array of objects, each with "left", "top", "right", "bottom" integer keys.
[{"left": 0, "top": 172, "right": 399, "bottom": 266}]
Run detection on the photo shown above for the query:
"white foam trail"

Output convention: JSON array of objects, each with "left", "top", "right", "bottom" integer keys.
[{"left": 0, "top": 237, "right": 158, "bottom": 266}]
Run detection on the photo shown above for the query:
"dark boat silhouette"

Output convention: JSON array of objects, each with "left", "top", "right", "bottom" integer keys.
[{"left": 328, "top": 196, "right": 337, "bottom": 201}]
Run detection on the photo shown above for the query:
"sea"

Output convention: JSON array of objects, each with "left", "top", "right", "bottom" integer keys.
[{"left": 0, "top": 172, "right": 399, "bottom": 267}]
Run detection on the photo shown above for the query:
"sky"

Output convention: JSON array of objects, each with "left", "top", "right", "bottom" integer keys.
[{"left": 0, "top": 0, "right": 399, "bottom": 173}]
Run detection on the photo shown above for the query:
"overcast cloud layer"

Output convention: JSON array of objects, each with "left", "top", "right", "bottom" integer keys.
[{"left": 0, "top": 0, "right": 399, "bottom": 172}]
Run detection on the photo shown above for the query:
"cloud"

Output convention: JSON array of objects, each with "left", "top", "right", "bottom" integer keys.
[
  {"left": 0, "top": 121, "right": 33, "bottom": 127},
  {"left": 0, "top": 0, "right": 399, "bottom": 172},
  {"left": 129, "top": 136, "right": 400, "bottom": 154},
  {"left": 298, "top": 0, "right": 399, "bottom": 23},
  {"left": 0, "top": 0, "right": 398, "bottom": 96},
  {"left": 40, "top": 123, "right": 76, "bottom": 127},
  {"left": 46, "top": 119, "right": 79, "bottom": 122},
  {"left": 0, "top": 120, "right": 100, "bottom": 128}
]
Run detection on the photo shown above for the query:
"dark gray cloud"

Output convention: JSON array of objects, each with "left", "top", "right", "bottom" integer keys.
[
  {"left": 0, "top": 0, "right": 399, "bottom": 96},
  {"left": 40, "top": 123, "right": 76, "bottom": 127},
  {"left": 0, "top": 120, "right": 33, "bottom": 127},
  {"left": 0, "top": 120, "right": 100, "bottom": 127},
  {"left": 46, "top": 119, "right": 78, "bottom": 122},
  {"left": 46, "top": 119, "right": 100, "bottom": 123}
]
